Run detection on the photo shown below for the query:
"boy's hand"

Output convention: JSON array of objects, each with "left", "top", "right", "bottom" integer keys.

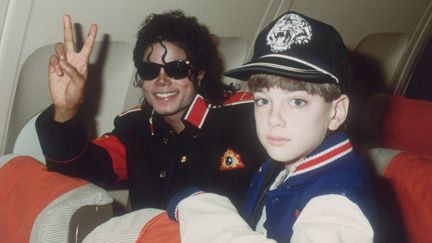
[{"left": 48, "top": 15, "right": 98, "bottom": 122}]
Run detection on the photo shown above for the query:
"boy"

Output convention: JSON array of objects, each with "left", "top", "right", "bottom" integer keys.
[{"left": 166, "top": 11, "right": 377, "bottom": 243}]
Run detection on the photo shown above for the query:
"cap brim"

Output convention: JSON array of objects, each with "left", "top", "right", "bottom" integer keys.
[{"left": 224, "top": 56, "right": 336, "bottom": 83}]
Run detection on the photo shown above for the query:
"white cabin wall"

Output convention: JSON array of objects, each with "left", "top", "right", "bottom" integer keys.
[
  {"left": 0, "top": 0, "right": 33, "bottom": 155},
  {"left": 0, "top": 0, "right": 9, "bottom": 35},
  {"left": 287, "top": 0, "right": 430, "bottom": 49}
]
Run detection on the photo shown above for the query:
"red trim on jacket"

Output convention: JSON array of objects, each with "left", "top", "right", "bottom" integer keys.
[
  {"left": 184, "top": 95, "right": 210, "bottom": 128},
  {"left": 184, "top": 92, "right": 254, "bottom": 129},
  {"left": 294, "top": 139, "right": 352, "bottom": 174},
  {"left": 92, "top": 135, "right": 127, "bottom": 181},
  {"left": 222, "top": 92, "right": 254, "bottom": 106},
  {"left": 44, "top": 144, "right": 89, "bottom": 163}
]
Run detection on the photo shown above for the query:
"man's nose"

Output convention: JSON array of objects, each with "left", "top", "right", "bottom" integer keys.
[{"left": 155, "top": 67, "right": 171, "bottom": 86}]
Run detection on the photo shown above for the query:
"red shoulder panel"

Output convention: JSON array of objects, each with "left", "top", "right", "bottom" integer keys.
[
  {"left": 184, "top": 95, "right": 209, "bottom": 129},
  {"left": 92, "top": 135, "right": 127, "bottom": 181}
]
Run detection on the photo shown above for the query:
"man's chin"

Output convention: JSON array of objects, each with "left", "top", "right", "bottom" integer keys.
[{"left": 154, "top": 107, "right": 185, "bottom": 117}]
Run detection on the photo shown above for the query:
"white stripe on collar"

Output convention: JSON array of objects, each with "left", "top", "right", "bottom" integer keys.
[{"left": 287, "top": 139, "right": 352, "bottom": 179}]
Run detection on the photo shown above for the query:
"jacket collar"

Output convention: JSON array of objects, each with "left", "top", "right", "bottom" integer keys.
[
  {"left": 183, "top": 92, "right": 254, "bottom": 128},
  {"left": 183, "top": 94, "right": 211, "bottom": 129},
  {"left": 147, "top": 94, "right": 210, "bottom": 136},
  {"left": 148, "top": 92, "right": 254, "bottom": 135},
  {"left": 286, "top": 132, "right": 353, "bottom": 179}
]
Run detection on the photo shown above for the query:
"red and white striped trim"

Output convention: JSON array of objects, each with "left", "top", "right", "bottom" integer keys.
[
  {"left": 290, "top": 139, "right": 353, "bottom": 178},
  {"left": 183, "top": 92, "right": 254, "bottom": 129},
  {"left": 184, "top": 95, "right": 210, "bottom": 129}
]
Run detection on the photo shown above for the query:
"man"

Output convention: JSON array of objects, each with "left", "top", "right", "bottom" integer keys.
[{"left": 36, "top": 10, "right": 266, "bottom": 210}]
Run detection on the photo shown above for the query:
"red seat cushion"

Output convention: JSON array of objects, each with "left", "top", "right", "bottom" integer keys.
[
  {"left": 0, "top": 156, "right": 87, "bottom": 242},
  {"left": 136, "top": 212, "right": 180, "bottom": 243},
  {"left": 382, "top": 96, "right": 432, "bottom": 155},
  {"left": 384, "top": 151, "right": 432, "bottom": 243}
]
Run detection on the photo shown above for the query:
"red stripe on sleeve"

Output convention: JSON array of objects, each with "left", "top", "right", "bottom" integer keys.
[{"left": 92, "top": 135, "right": 128, "bottom": 181}]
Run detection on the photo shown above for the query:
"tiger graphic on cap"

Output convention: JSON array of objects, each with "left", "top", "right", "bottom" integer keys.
[{"left": 266, "top": 13, "right": 312, "bottom": 52}]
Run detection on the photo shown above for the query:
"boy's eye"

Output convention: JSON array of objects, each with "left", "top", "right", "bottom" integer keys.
[
  {"left": 254, "top": 98, "right": 269, "bottom": 106},
  {"left": 290, "top": 98, "right": 306, "bottom": 107}
]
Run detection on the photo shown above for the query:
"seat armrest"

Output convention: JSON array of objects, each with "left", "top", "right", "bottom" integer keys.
[
  {"left": 366, "top": 147, "right": 401, "bottom": 175},
  {"left": 0, "top": 155, "right": 113, "bottom": 243}
]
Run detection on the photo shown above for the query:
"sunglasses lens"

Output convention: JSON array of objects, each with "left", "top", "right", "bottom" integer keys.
[
  {"left": 164, "top": 60, "right": 191, "bottom": 79},
  {"left": 139, "top": 62, "right": 161, "bottom": 80},
  {"left": 138, "top": 60, "right": 192, "bottom": 81}
]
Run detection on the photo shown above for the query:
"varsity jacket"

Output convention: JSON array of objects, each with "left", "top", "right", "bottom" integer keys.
[
  {"left": 169, "top": 132, "right": 376, "bottom": 243},
  {"left": 36, "top": 92, "right": 266, "bottom": 210}
]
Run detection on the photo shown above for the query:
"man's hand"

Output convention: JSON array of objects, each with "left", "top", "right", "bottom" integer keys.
[{"left": 48, "top": 15, "right": 98, "bottom": 122}]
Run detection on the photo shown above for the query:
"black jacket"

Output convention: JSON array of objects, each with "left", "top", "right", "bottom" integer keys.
[{"left": 36, "top": 92, "right": 266, "bottom": 210}]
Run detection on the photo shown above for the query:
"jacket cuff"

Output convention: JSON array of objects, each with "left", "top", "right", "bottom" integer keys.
[
  {"left": 36, "top": 105, "right": 88, "bottom": 160},
  {"left": 167, "top": 187, "right": 203, "bottom": 221}
]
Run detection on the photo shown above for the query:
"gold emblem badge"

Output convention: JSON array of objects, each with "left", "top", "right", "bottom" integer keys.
[{"left": 219, "top": 148, "right": 245, "bottom": 171}]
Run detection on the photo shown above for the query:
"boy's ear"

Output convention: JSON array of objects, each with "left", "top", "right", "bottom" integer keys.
[{"left": 328, "top": 94, "right": 349, "bottom": 131}]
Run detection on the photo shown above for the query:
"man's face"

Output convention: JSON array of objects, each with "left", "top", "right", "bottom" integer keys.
[
  {"left": 254, "top": 87, "right": 337, "bottom": 165},
  {"left": 141, "top": 41, "right": 197, "bottom": 120}
]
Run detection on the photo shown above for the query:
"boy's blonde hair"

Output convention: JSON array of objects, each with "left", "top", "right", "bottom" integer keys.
[{"left": 248, "top": 74, "right": 341, "bottom": 102}]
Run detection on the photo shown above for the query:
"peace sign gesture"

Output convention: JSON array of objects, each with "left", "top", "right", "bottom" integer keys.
[{"left": 48, "top": 15, "right": 98, "bottom": 122}]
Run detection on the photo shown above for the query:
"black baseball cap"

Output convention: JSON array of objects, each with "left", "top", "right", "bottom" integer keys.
[{"left": 224, "top": 11, "right": 351, "bottom": 91}]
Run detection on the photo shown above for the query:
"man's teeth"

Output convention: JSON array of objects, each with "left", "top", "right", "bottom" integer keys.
[{"left": 155, "top": 92, "right": 176, "bottom": 98}]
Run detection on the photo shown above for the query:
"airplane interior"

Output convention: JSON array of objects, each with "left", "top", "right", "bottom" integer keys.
[{"left": 0, "top": 0, "right": 431, "bottom": 242}]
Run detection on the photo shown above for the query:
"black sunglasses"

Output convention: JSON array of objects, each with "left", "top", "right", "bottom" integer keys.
[{"left": 138, "top": 60, "right": 194, "bottom": 80}]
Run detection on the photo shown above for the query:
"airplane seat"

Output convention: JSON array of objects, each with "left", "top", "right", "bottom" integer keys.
[
  {"left": 348, "top": 33, "right": 431, "bottom": 243},
  {"left": 0, "top": 155, "right": 113, "bottom": 243},
  {"left": 12, "top": 108, "right": 132, "bottom": 214},
  {"left": 9, "top": 39, "right": 137, "bottom": 215},
  {"left": 8, "top": 40, "right": 137, "bottom": 157},
  {"left": 348, "top": 32, "right": 409, "bottom": 147},
  {"left": 361, "top": 93, "right": 432, "bottom": 243},
  {"left": 352, "top": 32, "right": 409, "bottom": 90},
  {"left": 3, "top": 111, "right": 115, "bottom": 243},
  {"left": 12, "top": 111, "right": 44, "bottom": 162}
]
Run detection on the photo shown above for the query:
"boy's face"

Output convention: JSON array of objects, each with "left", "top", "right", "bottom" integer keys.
[{"left": 253, "top": 87, "right": 348, "bottom": 165}]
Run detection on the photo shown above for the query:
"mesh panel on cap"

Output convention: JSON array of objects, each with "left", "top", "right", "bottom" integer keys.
[{"left": 329, "top": 33, "right": 351, "bottom": 91}]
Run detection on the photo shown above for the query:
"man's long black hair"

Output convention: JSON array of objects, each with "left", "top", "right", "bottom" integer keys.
[{"left": 133, "top": 10, "right": 230, "bottom": 105}]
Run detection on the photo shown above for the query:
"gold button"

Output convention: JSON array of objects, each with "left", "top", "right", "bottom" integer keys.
[{"left": 180, "top": 156, "right": 187, "bottom": 163}]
